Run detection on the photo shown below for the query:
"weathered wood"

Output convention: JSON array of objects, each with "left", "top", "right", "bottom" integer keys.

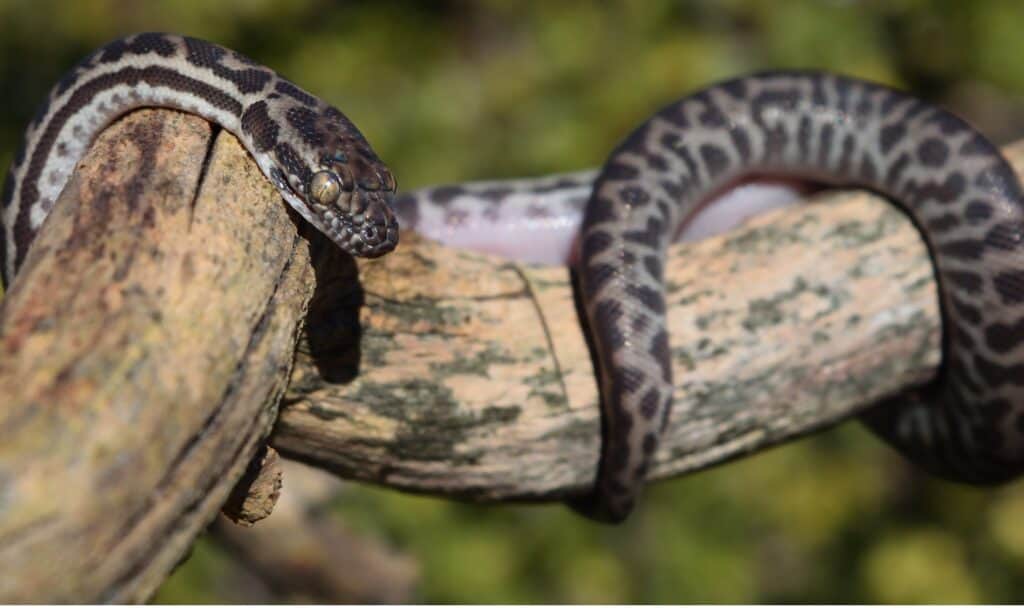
[
  {"left": 222, "top": 446, "right": 284, "bottom": 527},
  {"left": 0, "top": 109, "right": 315, "bottom": 603},
  {"left": 274, "top": 141, "right": 1024, "bottom": 502}
]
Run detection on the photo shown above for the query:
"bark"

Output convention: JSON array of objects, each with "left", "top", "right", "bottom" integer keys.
[
  {"left": 0, "top": 109, "right": 315, "bottom": 603},
  {"left": 222, "top": 446, "right": 284, "bottom": 527},
  {"left": 274, "top": 142, "right": 1024, "bottom": 501}
]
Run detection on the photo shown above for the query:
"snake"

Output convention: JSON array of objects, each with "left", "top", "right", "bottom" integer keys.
[
  {"left": 396, "top": 72, "right": 1024, "bottom": 523},
  {"left": 0, "top": 32, "right": 399, "bottom": 287},
  {"left": 5, "top": 35, "right": 1024, "bottom": 525}
]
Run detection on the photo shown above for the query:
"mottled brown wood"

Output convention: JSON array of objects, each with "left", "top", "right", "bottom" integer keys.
[
  {"left": 274, "top": 141, "right": 1024, "bottom": 502},
  {"left": 0, "top": 109, "right": 315, "bottom": 603},
  {"left": 222, "top": 446, "right": 284, "bottom": 527}
]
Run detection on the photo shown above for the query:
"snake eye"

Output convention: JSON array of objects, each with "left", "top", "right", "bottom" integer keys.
[{"left": 309, "top": 170, "right": 341, "bottom": 206}]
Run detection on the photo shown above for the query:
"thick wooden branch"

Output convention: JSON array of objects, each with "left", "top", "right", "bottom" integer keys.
[
  {"left": 275, "top": 141, "right": 1024, "bottom": 501},
  {"left": 0, "top": 109, "right": 315, "bottom": 603}
]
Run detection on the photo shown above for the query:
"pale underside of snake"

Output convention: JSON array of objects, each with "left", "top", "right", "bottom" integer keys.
[{"left": 6, "top": 34, "right": 1024, "bottom": 525}]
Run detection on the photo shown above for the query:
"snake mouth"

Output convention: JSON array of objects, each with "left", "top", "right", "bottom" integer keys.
[{"left": 316, "top": 187, "right": 399, "bottom": 258}]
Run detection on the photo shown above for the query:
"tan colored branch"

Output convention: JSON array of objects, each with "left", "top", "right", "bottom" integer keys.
[
  {"left": 222, "top": 446, "right": 285, "bottom": 527},
  {"left": 0, "top": 109, "right": 315, "bottom": 603},
  {"left": 274, "top": 142, "right": 1024, "bottom": 501}
]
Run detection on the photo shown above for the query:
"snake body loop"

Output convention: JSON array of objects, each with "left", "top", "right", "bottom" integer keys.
[
  {"left": 1, "top": 32, "right": 398, "bottom": 286},
  {"left": 398, "top": 73, "right": 1024, "bottom": 523},
  {"left": 574, "top": 72, "right": 1024, "bottom": 521}
]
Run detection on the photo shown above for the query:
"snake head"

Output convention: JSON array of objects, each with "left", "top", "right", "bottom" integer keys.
[
  {"left": 274, "top": 103, "right": 400, "bottom": 258},
  {"left": 305, "top": 151, "right": 399, "bottom": 258}
]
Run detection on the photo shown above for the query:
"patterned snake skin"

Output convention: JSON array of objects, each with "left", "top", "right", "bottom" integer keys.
[
  {"left": 577, "top": 72, "right": 1024, "bottom": 521},
  {"left": 399, "top": 72, "right": 1024, "bottom": 523},
  {"left": 1, "top": 32, "right": 398, "bottom": 286}
]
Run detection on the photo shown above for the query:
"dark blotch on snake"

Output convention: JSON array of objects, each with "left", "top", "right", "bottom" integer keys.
[
  {"left": 918, "top": 138, "right": 950, "bottom": 167},
  {"left": 583, "top": 230, "right": 614, "bottom": 257},
  {"left": 926, "top": 213, "right": 960, "bottom": 235},
  {"left": 240, "top": 101, "right": 278, "bottom": 152},
  {"left": 880, "top": 125, "right": 907, "bottom": 155},
  {"left": 966, "top": 200, "right": 993, "bottom": 224},
  {"left": 640, "top": 389, "right": 660, "bottom": 420},
  {"left": 938, "top": 239, "right": 986, "bottom": 261},
  {"left": 837, "top": 134, "right": 855, "bottom": 175},
  {"left": 623, "top": 216, "right": 663, "bottom": 248},
  {"left": 974, "top": 353, "right": 1024, "bottom": 388},
  {"left": 859, "top": 153, "right": 878, "bottom": 183},
  {"left": 625, "top": 283, "right": 665, "bottom": 313},
  {"left": 699, "top": 144, "right": 730, "bottom": 179},
  {"left": 994, "top": 270, "right": 1024, "bottom": 305},
  {"left": 184, "top": 36, "right": 272, "bottom": 94},
  {"left": 883, "top": 153, "right": 910, "bottom": 186},
  {"left": 985, "top": 222, "right": 1024, "bottom": 251},
  {"left": 429, "top": 185, "right": 466, "bottom": 204},
  {"left": 643, "top": 255, "right": 662, "bottom": 282},
  {"left": 275, "top": 79, "right": 318, "bottom": 107},
  {"left": 98, "top": 32, "right": 176, "bottom": 65},
  {"left": 616, "top": 366, "right": 646, "bottom": 396},
  {"left": 730, "top": 126, "right": 752, "bottom": 164},
  {"left": 817, "top": 123, "right": 834, "bottom": 167},
  {"left": 696, "top": 97, "right": 727, "bottom": 128},
  {"left": 586, "top": 197, "right": 617, "bottom": 225},
  {"left": 603, "top": 162, "right": 640, "bottom": 181},
  {"left": 273, "top": 142, "right": 309, "bottom": 185},
  {"left": 951, "top": 297, "right": 982, "bottom": 326},
  {"left": 585, "top": 261, "right": 614, "bottom": 294},
  {"left": 593, "top": 300, "right": 626, "bottom": 350},
  {"left": 286, "top": 106, "right": 326, "bottom": 147},
  {"left": 650, "top": 329, "right": 671, "bottom": 382},
  {"left": 984, "top": 318, "right": 1024, "bottom": 354}
]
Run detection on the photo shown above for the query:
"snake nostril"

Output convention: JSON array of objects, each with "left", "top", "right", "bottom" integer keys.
[{"left": 361, "top": 224, "right": 382, "bottom": 244}]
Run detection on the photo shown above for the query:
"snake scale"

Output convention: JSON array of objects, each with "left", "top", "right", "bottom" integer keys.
[{"left": 5, "top": 34, "right": 1024, "bottom": 524}]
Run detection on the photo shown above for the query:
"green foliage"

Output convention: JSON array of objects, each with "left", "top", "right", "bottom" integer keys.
[{"left": 3, "top": 0, "right": 1024, "bottom": 603}]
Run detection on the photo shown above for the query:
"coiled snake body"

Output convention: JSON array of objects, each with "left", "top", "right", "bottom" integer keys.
[
  {"left": 5, "top": 34, "right": 1024, "bottom": 523},
  {"left": 398, "top": 73, "right": 1024, "bottom": 522}
]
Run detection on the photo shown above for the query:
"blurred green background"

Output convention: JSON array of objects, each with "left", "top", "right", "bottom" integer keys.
[{"left": 3, "top": 0, "right": 1024, "bottom": 604}]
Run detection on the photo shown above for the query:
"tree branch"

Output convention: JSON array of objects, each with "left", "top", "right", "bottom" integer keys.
[
  {"left": 275, "top": 143, "right": 1024, "bottom": 501},
  {"left": 0, "top": 109, "right": 315, "bottom": 603}
]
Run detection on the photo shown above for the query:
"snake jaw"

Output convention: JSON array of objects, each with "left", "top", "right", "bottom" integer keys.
[
  {"left": 305, "top": 184, "right": 398, "bottom": 258},
  {"left": 299, "top": 151, "right": 399, "bottom": 258},
  {"left": 342, "top": 188, "right": 399, "bottom": 258}
]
